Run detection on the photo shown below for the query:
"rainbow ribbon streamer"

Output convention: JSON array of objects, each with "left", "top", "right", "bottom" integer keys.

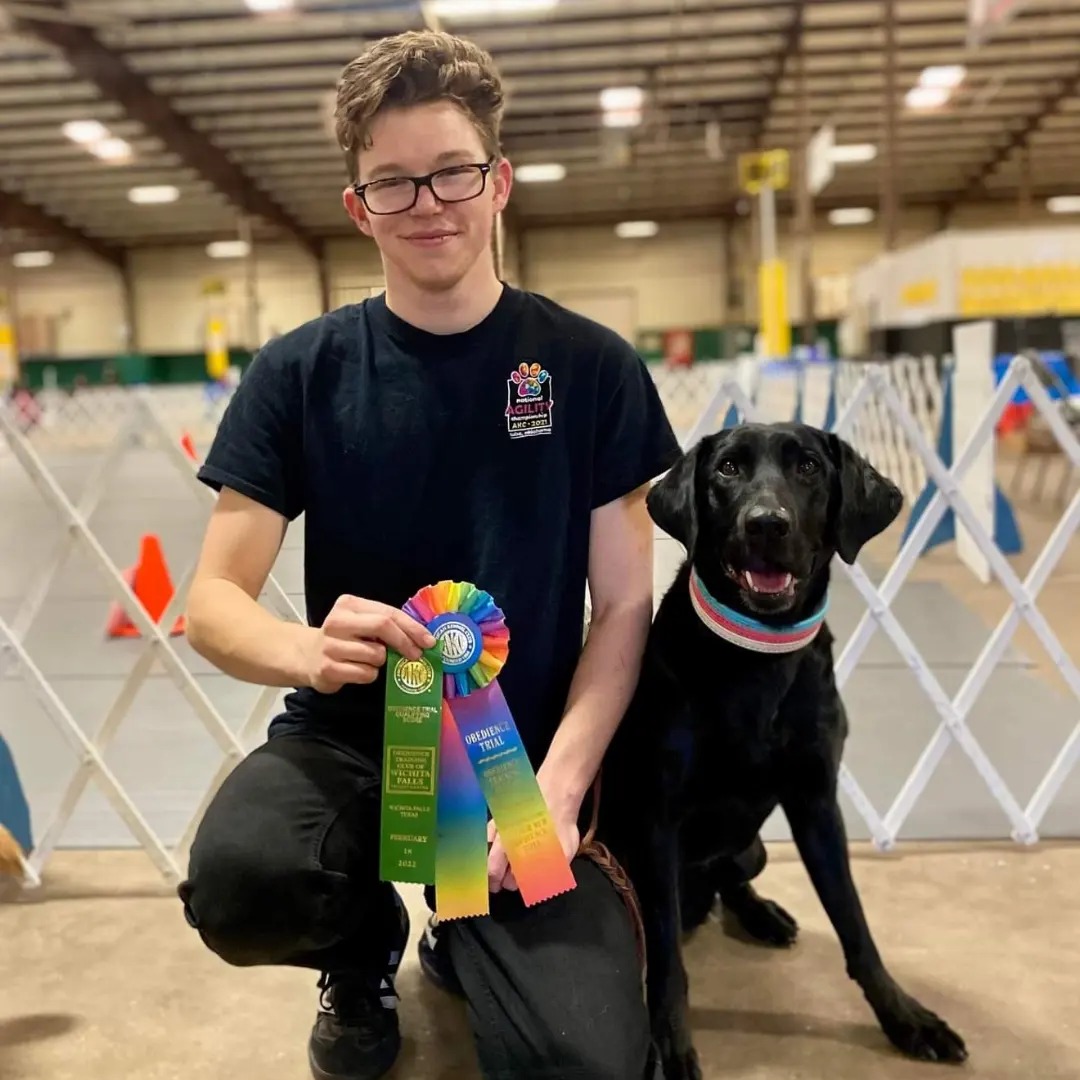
[{"left": 380, "top": 581, "right": 577, "bottom": 920}]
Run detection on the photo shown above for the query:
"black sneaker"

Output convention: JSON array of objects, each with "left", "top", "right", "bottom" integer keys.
[
  {"left": 417, "top": 914, "right": 464, "bottom": 998},
  {"left": 308, "top": 891, "right": 409, "bottom": 1080}
]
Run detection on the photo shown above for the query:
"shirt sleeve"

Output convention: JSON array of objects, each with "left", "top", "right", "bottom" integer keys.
[
  {"left": 196, "top": 341, "right": 306, "bottom": 521},
  {"left": 592, "top": 339, "right": 683, "bottom": 509}
]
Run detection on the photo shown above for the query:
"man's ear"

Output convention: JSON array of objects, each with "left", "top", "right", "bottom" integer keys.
[
  {"left": 646, "top": 441, "right": 703, "bottom": 554},
  {"left": 826, "top": 433, "right": 904, "bottom": 564}
]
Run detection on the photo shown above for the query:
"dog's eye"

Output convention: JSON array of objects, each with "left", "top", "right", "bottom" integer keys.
[
  {"left": 718, "top": 459, "right": 739, "bottom": 477},
  {"left": 797, "top": 457, "right": 820, "bottom": 476}
]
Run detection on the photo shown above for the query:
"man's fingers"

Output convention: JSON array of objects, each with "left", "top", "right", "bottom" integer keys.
[
  {"left": 328, "top": 608, "right": 434, "bottom": 660},
  {"left": 487, "top": 838, "right": 508, "bottom": 893},
  {"left": 325, "top": 638, "right": 387, "bottom": 668},
  {"left": 316, "top": 659, "right": 381, "bottom": 688}
]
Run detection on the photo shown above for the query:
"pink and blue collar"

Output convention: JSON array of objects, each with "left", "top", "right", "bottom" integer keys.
[{"left": 689, "top": 567, "right": 828, "bottom": 654}]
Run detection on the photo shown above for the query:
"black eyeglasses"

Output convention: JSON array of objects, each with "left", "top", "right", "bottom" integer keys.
[{"left": 352, "top": 159, "right": 494, "bottom": 215}]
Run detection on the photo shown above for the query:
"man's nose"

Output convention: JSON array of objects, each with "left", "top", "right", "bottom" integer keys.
[
  {"left": 413, "top": 182, "right": 442, "bottom": 212},
  {"left": 744, "top": 504, "right": 792, "bottom": 541}
]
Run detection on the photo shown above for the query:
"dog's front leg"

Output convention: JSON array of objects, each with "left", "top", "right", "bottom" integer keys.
[
  {"left": 637, "top": 821, "right": 702, "bottom": 1080},
  {"left": 785, "top": 796, "right": 968, "bottom": 1065}
]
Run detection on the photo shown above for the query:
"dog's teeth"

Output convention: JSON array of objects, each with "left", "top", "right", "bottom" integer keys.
[{"left": 745, "top": 571, "right": 794, "bottom": 594}]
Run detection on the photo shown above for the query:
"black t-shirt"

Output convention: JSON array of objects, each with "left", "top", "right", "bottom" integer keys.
[{"left": 197, "top": 284, "right": 681, "bottom": 766}]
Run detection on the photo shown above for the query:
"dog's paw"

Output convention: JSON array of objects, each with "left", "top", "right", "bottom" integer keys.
[
  {"left": 654, "top": 1016, "right": 702, "bottom": 1080},
  {"left": 722, "top": 885, "right": 799, "bottom": 947},
  {"left": 879, "top": 995, "right": 968, "bottom": 1064}
]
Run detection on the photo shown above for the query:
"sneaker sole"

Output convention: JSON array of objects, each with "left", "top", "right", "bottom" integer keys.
[{"left": 308, "top": 1030, "right": 401, "bottom": 1080}]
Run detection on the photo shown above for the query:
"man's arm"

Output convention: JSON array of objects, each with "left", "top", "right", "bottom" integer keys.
[
  {"left": 185, "top": 486, "right": 317, "bottom": 687},
  {"left": 186, "top": 487, "right": 432, "bottom": 692},
  {"left": 487, "top": 481, "right": 655, "bottom": 890}
]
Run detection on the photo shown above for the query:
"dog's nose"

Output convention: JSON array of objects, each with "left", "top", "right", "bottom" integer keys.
[{"left": 744, "top": 505, "right": 791, "bottom": 540}]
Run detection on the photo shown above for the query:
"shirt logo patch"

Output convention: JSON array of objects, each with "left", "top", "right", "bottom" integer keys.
[{"left": 506, "top": 362, "right": 554, "bottom": 439}]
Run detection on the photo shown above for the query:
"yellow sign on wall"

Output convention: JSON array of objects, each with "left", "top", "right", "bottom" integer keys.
[
  {"left": 900, "top": 278, "right": 938, "bottom": 307},
  {"left": 738, "top": 150, "right": 790, "bottom": 195},
  {"left": 958, "top": 263, "right": 1080, "bottom": 316}
]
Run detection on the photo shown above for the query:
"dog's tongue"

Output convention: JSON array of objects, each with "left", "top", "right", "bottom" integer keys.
[{"left": 744, "top": 569, "right": 793, "bottom": 594}]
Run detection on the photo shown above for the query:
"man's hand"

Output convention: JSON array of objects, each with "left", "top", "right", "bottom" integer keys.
[
  {"left": 303, "top": 594, "right": 436, "bottom": 694},
  {"left": 487, "top": 769, "right": 582, "bottom": 893}
]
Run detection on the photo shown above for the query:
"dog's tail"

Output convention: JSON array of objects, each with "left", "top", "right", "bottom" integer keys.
[{"left": 0, "top": 824, "right": 26, "bottom": 877}]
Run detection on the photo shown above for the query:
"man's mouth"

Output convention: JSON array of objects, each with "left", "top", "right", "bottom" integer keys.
[
  {"left": 725, "top": 558, "right": 797, "bottom": 598},
  {"left": 404, "top": 231, "right": 458, "bottom": 247}
]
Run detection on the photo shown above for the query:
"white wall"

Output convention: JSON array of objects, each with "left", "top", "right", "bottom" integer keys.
[
  {"left": 524, "top": 221, "right": 728, "bottom": 330},
  {"left": 9, "top": 200, "right": 1080, "bottom": 360}
]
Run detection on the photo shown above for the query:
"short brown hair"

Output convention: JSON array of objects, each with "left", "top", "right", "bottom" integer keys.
[{"left": 334, "top": 30, "right": 506, "bottom": 183}]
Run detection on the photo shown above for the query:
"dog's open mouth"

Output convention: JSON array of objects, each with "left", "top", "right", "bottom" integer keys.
[{"left": 726, "top": 558, "right": 797, "bottom": 600}]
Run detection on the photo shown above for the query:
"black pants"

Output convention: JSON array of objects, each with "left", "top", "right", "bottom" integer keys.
[{"left": 178, "top": 730, "right": 659, "bottom": 1080}]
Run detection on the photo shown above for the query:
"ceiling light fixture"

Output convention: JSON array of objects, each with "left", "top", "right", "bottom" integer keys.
[
  {"left": 207, "top": 240, "right": 251, "bottom": 259},
  {"left": 615, "top": 220, "right": 659, "bottom": 239},
  {"left": 514, "top": 163, "right": 566, "bottom": 182},
  {"left": 128, "top": 185, "right": 180, "bottom": 204},
  {"left": 13, "top": 250, "right": 55, "bottom": 269},
  {"left": 600, "top": 86, "right": 645, "bottom": 112},
  {"left": 828, "top": 207, "right": 875, "bottom": 226},
  {"left": 829, "top": 143, "right": 877, "bottom": 163},
  {"left": 919, "top": 64, "right": 966, "bottom": 88},
  {"left": 244, "top": 0, "right": 295, "bottom": 11},
  {"left": 62, "top": 119, "right": 109, "bottom": 145},
  {"left": 89, "top": 137, "right": 133, "bottom": 162},
  {"left": 1047, "top": 195, "right": 1080, "bottom": 214},
  {"left": 905, "top": 85, "right": 951, "bottom": 110}
]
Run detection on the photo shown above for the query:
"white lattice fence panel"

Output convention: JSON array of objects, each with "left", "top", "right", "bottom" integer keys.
[
  {"left": 0, "top": 393, "right": 302, "bottom": 889},
  {"left": 2, "top": 383, "right": 235, "bottom": 455},
  {"left": 833, "top": 356, "right": 943, "bottom": 506},
  {"left": 648, "top": 360, "right": 734, "bottom": 440},
  {"left": 678, "top": 358, "right": 1080, "bottom": 849}
]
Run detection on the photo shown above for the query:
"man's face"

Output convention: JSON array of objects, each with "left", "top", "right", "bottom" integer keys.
[{"left": 343, "top": 100, "right": 512, "bottom": 293}]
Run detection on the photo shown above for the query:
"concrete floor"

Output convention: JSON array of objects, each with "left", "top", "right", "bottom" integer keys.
[{"left": 2, "top": 842, "right": 1079, "bottom": 1079}]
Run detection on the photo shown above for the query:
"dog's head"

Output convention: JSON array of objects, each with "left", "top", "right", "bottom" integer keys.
[{"left": 647, "top": 422, "right": 903, "bottom": 616}]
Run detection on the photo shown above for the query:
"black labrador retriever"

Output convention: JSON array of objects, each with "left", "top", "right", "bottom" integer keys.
[{"left": 599, "top": 421, "right": 968, "bottom": 1080}]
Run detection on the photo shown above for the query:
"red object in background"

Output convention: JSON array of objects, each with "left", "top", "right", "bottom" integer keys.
[
  {"left": 663, "top": 329, "right": 694, "bottom": 368},
  {"left": 105, "top": 534, "right": 186, "bottom": 639},
  {"left": 996, "top": 401, "right": 1034, "bottom": 435}
]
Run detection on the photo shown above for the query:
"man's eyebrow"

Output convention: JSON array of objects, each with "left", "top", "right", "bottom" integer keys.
[{"left": 364, "top": 150, "right": 485, "bottom": 180}]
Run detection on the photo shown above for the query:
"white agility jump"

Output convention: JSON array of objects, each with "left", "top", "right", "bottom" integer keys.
[
  {"left": 1, "top": 349, "right": 1078, "bottom": 892},
  {"left": 0, "top": 389, "right": 302, "bottom": 889}
]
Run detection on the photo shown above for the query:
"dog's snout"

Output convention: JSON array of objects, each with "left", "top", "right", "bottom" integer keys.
[{"left": 744, "top": 505, "right": 791, "bottom": 541}]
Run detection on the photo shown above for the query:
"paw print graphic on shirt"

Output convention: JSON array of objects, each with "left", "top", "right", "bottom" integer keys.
[{"left": 510, "top": 361, "right": 550, "bottom": 399}]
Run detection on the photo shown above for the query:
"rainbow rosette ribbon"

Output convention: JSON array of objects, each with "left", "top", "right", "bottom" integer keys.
[{"left": 379, "top": 581, "right": 577, "bottom": 920}]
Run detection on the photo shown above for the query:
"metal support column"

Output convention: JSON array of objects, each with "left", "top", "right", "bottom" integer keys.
[
  {"left": 881, "top": 0, "right": 900, "bottom": 251},
  {"left": 795, "top": 48, "right": 816, "bottom": 348},
  {"left": 1019, "top": 145, "right": 1034, "bottom": 223}
]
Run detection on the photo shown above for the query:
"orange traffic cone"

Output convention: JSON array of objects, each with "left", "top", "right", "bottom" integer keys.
[
  {"left": 105, "top": 534, "right": 186, "bottom": 639},
  {"left": 179, "top": 431, "right": 198, "bottom": 463}
]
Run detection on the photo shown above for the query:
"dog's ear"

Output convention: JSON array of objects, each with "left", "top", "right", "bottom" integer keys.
[
  {"left": 646, "top": 441, "right": 703, "bottom": 553},
  {"left": 826, "top": 434, "right": 904, "bottom": 564}
]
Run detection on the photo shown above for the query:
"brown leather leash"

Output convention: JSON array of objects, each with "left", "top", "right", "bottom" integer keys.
[{"left": 575, "top": 770, "right": 648, "bottom": 987}]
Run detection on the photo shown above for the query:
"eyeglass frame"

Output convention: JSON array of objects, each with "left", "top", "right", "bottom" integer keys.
[{"left": 351, "top": 158, "right": 496, "bottom": 215}]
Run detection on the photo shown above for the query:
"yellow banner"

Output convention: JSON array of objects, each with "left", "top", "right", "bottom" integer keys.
[
  {"left": 758, "top": 259, "right": 790, "bottom": 359},
  {"left": 958, "top": 263, "right": 1080, "bottom": 316},
  {"left": 206, "top": 315, "right": 229, "bottom": 380}
]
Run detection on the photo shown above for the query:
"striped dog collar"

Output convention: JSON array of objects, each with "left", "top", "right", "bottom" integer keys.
[{"left": 688, "top": 567, "right": 827, "bottom": 654}]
